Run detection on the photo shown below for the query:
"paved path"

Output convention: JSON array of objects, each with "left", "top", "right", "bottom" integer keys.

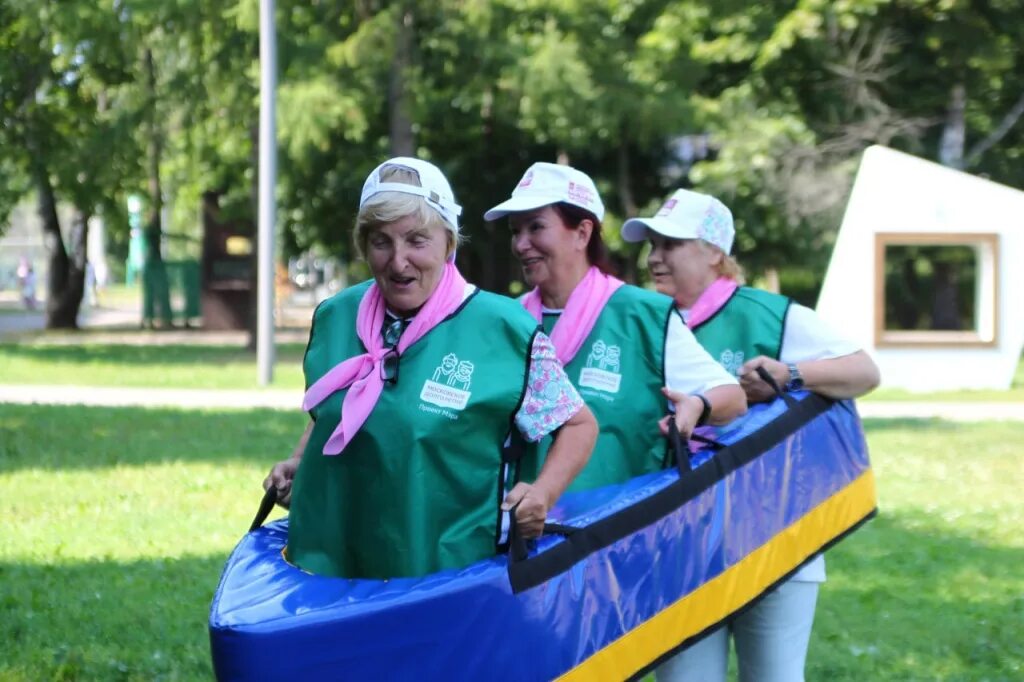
[
  {"left": 0, "top": 384, "right": 1022, "bottom": 421},
  {"left": 0, "top": 384, "right": 301, "bottom": 410},
  {"left": 0, "top": 291, "right": 315, "bottom": 342}
]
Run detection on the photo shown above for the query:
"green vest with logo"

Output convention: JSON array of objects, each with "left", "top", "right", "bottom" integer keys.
[
  {"left": 287, "top": 280, "right": 537, "bottom": 579},
  {"left": 692, "top": 286, "right": 790, "bottom": 375},
  {"left": 521, "top": 285, "right": 673, "bottom": 492}
]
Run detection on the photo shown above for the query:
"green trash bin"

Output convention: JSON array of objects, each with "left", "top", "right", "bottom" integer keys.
[{"left": 165, "top": 259, "right": 202, "bottom": 325}]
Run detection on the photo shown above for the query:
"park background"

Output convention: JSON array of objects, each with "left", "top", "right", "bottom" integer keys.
[{"left": 1, "top": 1, "right": 1023, "bottom": 680}]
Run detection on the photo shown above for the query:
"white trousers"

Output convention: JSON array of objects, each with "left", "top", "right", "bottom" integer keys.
[{"left": 655, "top": 578, "right": 820, "bottom": 682}]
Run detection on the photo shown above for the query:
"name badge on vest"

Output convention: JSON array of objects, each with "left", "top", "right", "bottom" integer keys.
[
  {"left": 578, "top": 339, "right": 622, "bottom": 394},
  {"left": 420, "top": 352, "right": 473, "bottom": 416}
]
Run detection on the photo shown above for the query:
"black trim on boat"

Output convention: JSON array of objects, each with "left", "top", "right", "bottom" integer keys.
[{"left": 508, "top": 392, "right": 836, "bottom": 593}]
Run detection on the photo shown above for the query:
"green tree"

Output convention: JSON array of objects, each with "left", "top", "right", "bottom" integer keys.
[{"left": 0, "top": 0, "right": 139, "bottom": 327}]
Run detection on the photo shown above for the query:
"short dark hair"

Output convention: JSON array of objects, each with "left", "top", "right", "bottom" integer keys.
[{"left": 551, "top": 202, "right": 615, "bottom": 275}]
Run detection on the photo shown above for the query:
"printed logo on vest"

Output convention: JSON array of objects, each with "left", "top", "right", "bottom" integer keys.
[
  {"left": 420, "top": 353, "right": 473, "bottom": 411},
  {"left": 720, "top": 349, "right": 745, "bottom": 376},
  {"left": 578, "top": 340, "right": 622, "bottom": 394}
]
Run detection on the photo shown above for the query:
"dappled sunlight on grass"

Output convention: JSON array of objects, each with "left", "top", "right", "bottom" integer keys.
[
  {"left": 1, "top": 461, "right": 288, "bottom": 562},
  {"left": 1, "top": 404, "right": 301, "bottom": 679},
  {"left": 0, "top": 404, "right": 307, "bottom": 472},
  {"left": 1, "top": 408, "right": 1022, "bottom": 679},
  {"left": 0, "top": 555, "right": 226, "bottom": 680},
  {"left": 808, "top": 419, "right": 1024, "bottom": 680}
]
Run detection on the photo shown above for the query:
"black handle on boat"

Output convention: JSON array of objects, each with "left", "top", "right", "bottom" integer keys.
[
  {"left": 507, "top": 501, "right": 529, "bottom": 562},
  {"left": 507, "top": 504, "right": 579, "bottom": 564},
  {"left": 249, "top": 485, "right": 279, "bottom": 532},
  {"left": 756, "top": 366, "right": 798, "bottom": 408},
  {"left": 667, "top": 414, "right": 692, "bottom": 475}
]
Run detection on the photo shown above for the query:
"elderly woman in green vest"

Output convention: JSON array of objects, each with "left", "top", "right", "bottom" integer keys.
[
  {"left": 485, "top": 163, "right": 746, "bottom": 493},
  {"left": 263, "top": 157, "right": 597, "bottom": 580},
  {"left": 622, "top": 188, "right": 880, "bottom": 682}
]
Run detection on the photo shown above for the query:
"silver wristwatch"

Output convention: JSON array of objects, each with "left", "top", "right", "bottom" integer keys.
[{"left": 785, "top": 363, "right": 804, "bottom": 391}]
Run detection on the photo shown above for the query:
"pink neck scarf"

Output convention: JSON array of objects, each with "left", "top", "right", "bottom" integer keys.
[
  {"left": 521, "top": 266, "right": 624, "bottom": 365},
  {"left": 685, "top": 277, "right": 738, "bottom": 329},
  {"left": 303, "top": 262, "right": 468, "bottom": 454}
]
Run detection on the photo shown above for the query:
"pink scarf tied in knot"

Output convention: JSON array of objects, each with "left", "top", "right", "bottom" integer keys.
[
  {"left": 521, "top": 266, "right": 624, "bottom": 365},
  {"left": 303, "top": 262, "right": 468, "bottom": 454}
]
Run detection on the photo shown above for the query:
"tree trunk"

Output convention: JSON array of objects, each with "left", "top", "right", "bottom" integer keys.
[
  {"left": 33, "top": 165, "right": 78, "bottom": 328},
  {"left": 964, "top": 90, "right": 1024, "bottom": 168},
  {"left": 616, "top": 134, "right": 639, "bottom": 282},
  {"left": 144, "top": 47, "right": 174, "bottom": 327},
  {"left": 388, "top": 4, "right": 415, "bottom": 157},
  {"left": 35, "top": 167, "right": 88, "bottom": 329},
  {"left": 146, "top": 49, "right": 164, "bottom": 246},
  {"left": 938, "top": 83, "right": 966, "bottom": 169}
]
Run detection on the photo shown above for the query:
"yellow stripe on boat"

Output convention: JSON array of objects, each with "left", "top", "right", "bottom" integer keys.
[{"left": 559, "top": 468, "right": 877, "bottom": 681}]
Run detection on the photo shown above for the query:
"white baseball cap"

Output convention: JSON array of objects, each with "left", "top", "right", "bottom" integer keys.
[
  {"left": 484, "top": 162, "right": 605, "bottom": 222},
  {"left": 360, "top": 157, "right": 463, "bottom": 232},
  {"left": 621, "top": 188, "right": 735, "bottom": 254}
]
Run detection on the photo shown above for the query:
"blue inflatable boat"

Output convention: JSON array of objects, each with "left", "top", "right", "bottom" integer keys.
[{"left": 209, "top": 391, "right": 875, "bottom": 680}]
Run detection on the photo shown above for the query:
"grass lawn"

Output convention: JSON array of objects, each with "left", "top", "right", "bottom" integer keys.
[
  {"left": 0, "top": 343, "right": 307, "bottom": 390},
  {"left": 2, "top": 336, "right": 1020, "bottom": 400},
  {"left": 0, "top": 404, "right": 305, "bottom": 681},
  {"left": 1, "top": 405, "right": 1022, "bottom": 680}
]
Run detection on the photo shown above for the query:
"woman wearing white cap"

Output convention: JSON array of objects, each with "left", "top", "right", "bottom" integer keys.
[
  {"left": 621, "top": 188, "right": 880, "bottom": 682},
  {"left": 263, "top": 158, "right": 597, "bottom": 579},
  {"left": 485, "top": 163, "right": 745, "bottom": 492}
]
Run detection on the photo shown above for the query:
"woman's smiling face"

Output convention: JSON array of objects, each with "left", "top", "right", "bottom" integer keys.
[
  {"left": 366, "top": 214, "right": 450, "bottom": 315},
  {"left": 646, "top": 232, "right": 719, "bottom": 307},
  {"left": 509, "top": 205, "right": 589, "bottom": 291}
]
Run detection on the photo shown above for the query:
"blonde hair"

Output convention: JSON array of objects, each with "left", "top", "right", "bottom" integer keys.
[
  {"left": 698, "top": 240, "right": 745, "bottom": 284},
  {"left": 354, "top": 164, "right": 462, "bottom": 259}
]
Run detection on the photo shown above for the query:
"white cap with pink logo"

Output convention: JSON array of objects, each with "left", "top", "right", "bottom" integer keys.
[
  {"left": 620, "top": 188, "right": 735, "bottom": 254},
  {"left": 484, "top": 162, "right": 605, "bottom": 222},
  {"left": 360, "top": 156, "right": 463, "bottom": 232}
]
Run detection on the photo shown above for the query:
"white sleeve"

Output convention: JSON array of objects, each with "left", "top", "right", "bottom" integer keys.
[
  {"left": 781, "top": 303, "right": 861, "bottom": 363},
  {"left": 664, "top": 311, "right": 738, "bottom": 395}
]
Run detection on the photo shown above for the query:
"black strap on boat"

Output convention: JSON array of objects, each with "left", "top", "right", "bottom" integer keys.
[
  {"left": 689, "top": 432, "right": 726, "bottom": 451},
  {"left": 667, "top": 415, "right": 692, "bottom": 475},
  {"left": 542, "top": 522, "right": 580, "bottom": 537},
  {"left": 508, "top": 391, "right": 837, "bottom": 593},
  {"left": 249, "top": 485, "right": 279, "bottom": 532},
  {"left": 508, "top": 501, "right": 529, "bottom": 562},
  {"left": 756, "top": 366, "right": 797, "bottom": 409},
  {"left": 507, "top": 503, "right": 580, "bottom": 564},
  {"left": 501, "top": 428, "right": 527, "bottom": 463}
]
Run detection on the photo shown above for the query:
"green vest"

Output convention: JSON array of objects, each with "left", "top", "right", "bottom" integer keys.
[
  {"left": 288, "top": 281, "right": 537, "bottom": 579},
  {"left": 521, "top": 285, "right": 673, "bottom": 492},
  {"left": 692, "top": 286, "right": 790, "bottom": 375}
]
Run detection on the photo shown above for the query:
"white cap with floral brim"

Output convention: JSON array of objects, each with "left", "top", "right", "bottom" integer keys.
[
  {"left": 360, "top": 157, "right": 463, "bottom": 233},
  {"left": 621, "top": 188, "right": 735, "bottom": 254}
]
